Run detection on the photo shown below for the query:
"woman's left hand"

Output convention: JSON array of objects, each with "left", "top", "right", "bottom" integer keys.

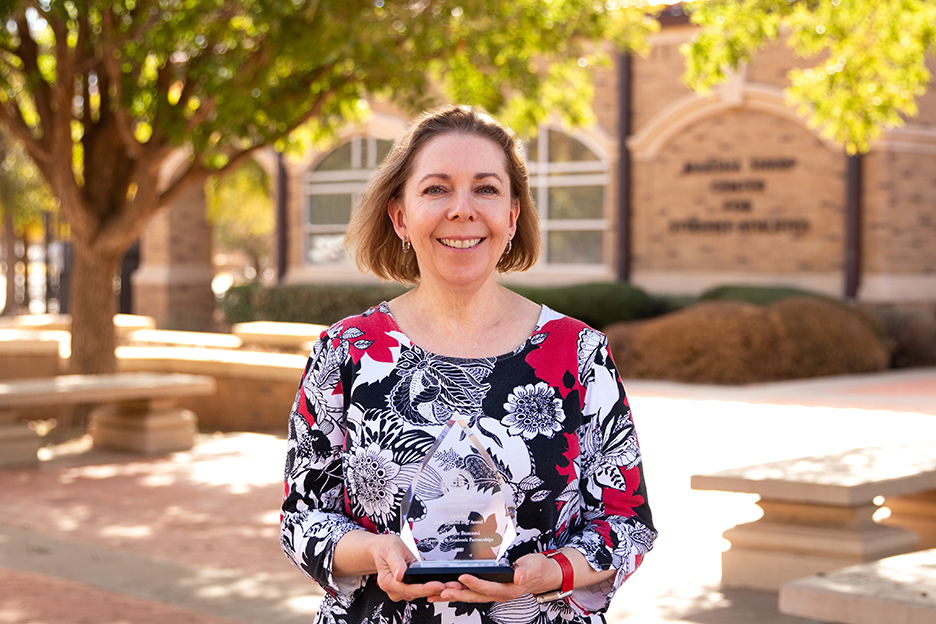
[{"left": 429, "top": 553, "right": 561, "bottom": 604}]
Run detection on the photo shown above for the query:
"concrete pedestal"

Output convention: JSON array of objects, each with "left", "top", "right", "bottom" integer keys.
[
  {"left": 884, "top": 491, "right": 936, "bottom": 550},
  {"left": 90, "top": 402, "right": 197, "bottom": 454},
  {"left": 779, "top": 548, "right": 936, "bottom": 624},
  {"left": 0, "top": 421, "right": 42, "bottom": 467},
  {"left": 721, "top": 504, "right": 919, "bottom": 590},
  {"left": 692, "top": 445, "right": 936, "bottom": 591}
]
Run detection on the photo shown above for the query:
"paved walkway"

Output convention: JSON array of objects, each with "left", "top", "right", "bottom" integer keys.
[{"left": 1, "top": 367, "right": 934, "bottom": 624}]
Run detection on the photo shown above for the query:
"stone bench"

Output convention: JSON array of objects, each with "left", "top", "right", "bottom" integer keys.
[
  {"left": 123, "top": 329, "right": 243, "bottom": 350},
  {"left": 690, "top": 445, "right": 936, "bottom": 590},
  {"left": 230, "top": 321, "right": 327, "bottom": 353},
  {"left": 117, "top": 346, "right": 305, "bottom": 432},
  {"left": 0, "top": 372, "right": 216, "bottom": 467},
  {"left": 0, "top": 330, "right": 66, "bottom": 377},
  {"left": 0, "top": 313, "right": 156, "bottom": 339},
  {"left": 778, "top": 548, "right": 936, "bottom": 623}
]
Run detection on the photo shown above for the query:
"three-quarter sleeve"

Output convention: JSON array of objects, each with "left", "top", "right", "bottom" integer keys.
[
  {"left": 280, "top": 332, "right": 368, "bottom": 607},
  {"left": 562, "top": 334, "right": 657, "bottom": 615}
]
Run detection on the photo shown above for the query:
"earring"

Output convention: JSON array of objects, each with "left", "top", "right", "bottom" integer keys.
[
  {"left": 504, "top": 236, "right": 512, "bottom": 256},
  {"left": 402, "top": 236, "right": 411, "bottom": 252}
]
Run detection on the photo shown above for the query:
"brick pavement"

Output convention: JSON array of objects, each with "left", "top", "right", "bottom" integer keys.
[
  {"left": 0, "top": 567, "right": 244, "bottom": 624},
  {"left": 1, "top": 368, "right": 934, "bottom": 624}
]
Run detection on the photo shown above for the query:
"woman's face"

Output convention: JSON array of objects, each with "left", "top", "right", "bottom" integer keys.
[{"left": 389, "top": 133, "right": 519, "bottom": 292}]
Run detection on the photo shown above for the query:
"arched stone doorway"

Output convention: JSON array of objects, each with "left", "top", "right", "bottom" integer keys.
[{"left": 628, "top": 87, "right": 847, "bottom": 297}]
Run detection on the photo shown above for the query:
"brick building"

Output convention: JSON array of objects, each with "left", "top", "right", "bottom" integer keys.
[{"left": 133, "top": 12, "right": 936, "bottom": 329}]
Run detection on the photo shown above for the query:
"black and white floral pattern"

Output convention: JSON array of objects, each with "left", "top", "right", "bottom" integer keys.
[
  {"left": 281, "top": 305, "right": 656, "bottom": 624},
  {"left": 503, "top": 382, "right": 566, "bottom": 440}
]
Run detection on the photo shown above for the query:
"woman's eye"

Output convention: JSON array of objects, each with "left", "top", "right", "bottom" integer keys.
[
  {"left": 477, "top": 185, "right": 499, "bottom": 195},
  {"left": 422, "top": 185, "right": 445, "bottom": 195}
]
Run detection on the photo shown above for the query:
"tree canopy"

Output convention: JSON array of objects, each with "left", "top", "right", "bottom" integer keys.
[
  {"left": 0, "top": 0, "right": 657, "bottom": 375},
  {"left": 682, "top": 0, "right": 936, "bottom": 154}
]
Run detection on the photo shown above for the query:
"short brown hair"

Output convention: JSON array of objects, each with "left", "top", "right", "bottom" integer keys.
[{"left": 345, "top": 105, "right": 540, "bottom": 284}]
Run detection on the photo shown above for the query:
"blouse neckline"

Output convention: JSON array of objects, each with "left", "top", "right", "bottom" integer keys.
[{"left": 380, "top": 302, "right": 551, "bottom": 363}]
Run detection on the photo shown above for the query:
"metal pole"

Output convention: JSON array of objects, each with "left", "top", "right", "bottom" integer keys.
[
  {"left": 616, "top": 51, "right": 632, "bottom": 282},
  {"left": 844, "top": 153, "right": 862, "bottom": 300},
  {"left": 276, "top": 151, "right": 288, "bottom": 284}
]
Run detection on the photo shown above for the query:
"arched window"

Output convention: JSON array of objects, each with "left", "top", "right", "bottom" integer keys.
[
  {"left": 304, "top": 137, "right": 393, "bottom": 265},
  {"left": 525, "top": 129, "right": 609, "bottom": 266}
]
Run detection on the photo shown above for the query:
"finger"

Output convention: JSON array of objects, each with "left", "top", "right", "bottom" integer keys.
[
  {"left": 457, "top": 574, "right": 500, "bottom": 594},
  {"left": 400, "top": 580, "right": 447, "bottom": 598},
  {"left": 440, "top": 577, "right": 495, "bottom": 602},
  {"left": 438, "top": 588, "right": 481, "bottom": 603},
  {"left": 393, "top": 561, "right": 407, "bottom": 583}
]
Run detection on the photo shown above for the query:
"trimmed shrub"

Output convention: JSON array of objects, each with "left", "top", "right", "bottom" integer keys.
[
  {"left": 700, "top": 283, "right": 892, "bottom": 348},
  {"left": 255, "top": 283, "right": 409, "bottom": 324},
  {"left": 508, "top": 282, "right": 666, "bottom": 328},
  {"left": 219, "top": 282, "right": 409, "bottom": 326},
  {"left": 220, "top": 281, "right": 665, "bottom": 329},
  {"left": 866, "top": 304, "right": 936, "bottom": 368},
  {"left": 770, "top": 297, "right": 892, "bottom": 378},
  {"left": 605, "top": 297, "right": 891, "bottom": 384},
  {"left": 218, "top": 283, "right": 261, "bottom": 325},
  {"left": 700, "top": 284, "right": 831, "bottom": 306}
]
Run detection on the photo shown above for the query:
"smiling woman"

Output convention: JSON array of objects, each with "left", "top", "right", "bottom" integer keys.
[
  {"left": 347, "top": 106, "right": 540, "bottom": 285},
  {"left": 280, "top": 106, "right": 657, "bottom": 624},
  {"left": 385, "top": 133, "right": 519, "bottom": 297}
]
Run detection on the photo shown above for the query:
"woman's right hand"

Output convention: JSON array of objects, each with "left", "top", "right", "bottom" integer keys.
[
  {"left": 335, "top": 530, "right": 453, "bottom": 602},
  {"left": 372, "top": 534, "right": 452, "bottom": 602}
]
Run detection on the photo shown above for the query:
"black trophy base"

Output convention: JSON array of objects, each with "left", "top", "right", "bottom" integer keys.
[{"left": 402, "top": 561, "right": 514, "bottom": 584}]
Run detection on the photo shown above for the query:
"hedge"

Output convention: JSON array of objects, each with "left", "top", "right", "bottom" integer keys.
[
  {"left": 699, "top": 284, "right": 832, "bottom": 305},
  {"left": 219, "top": 281, "right": 665, "bottom": 329},
  {"left": 219, "top": 282, "right": 408, "bottom": 325},
  {"left": 507, "top": 282, "right": 666, "bottom": 329}
]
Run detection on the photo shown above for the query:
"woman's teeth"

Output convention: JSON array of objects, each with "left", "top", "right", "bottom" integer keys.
[{"left": 440, "top": 238, "right": 482, "bottom": 249}]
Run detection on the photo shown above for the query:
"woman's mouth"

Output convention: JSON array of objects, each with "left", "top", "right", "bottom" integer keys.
[{"left": 439, "top": 238, "right": 483, "bottom": 249}]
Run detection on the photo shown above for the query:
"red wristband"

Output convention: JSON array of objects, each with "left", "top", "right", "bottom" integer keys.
[{"left": 536, "top": 549, "right": 574, "bottom": 603}]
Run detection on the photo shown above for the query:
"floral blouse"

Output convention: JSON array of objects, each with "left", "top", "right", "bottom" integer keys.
[{"left": 281, "top": 303, "right": 656, "bottom": 624}]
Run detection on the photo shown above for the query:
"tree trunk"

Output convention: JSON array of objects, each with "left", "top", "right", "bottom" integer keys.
[
  {"left": 68, "top": 241, "right": 121, "bottom": 376},
  {"left": 1, "top": 212, "right": 15, "bottom": 316}
]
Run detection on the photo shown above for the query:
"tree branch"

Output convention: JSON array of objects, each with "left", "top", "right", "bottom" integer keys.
[
  {"left": 182, "top": 97, "right": 217, "bottom": 135},
  {"left": 156, "top": 157, "right": 211, "bottom": 209},
  {"left": 73, "top": 6, "right": 160, "bottom": 75},
  {"left": 0, "top": 103, "right": 51, "bottom": 163},
  {"left": 100, "top": 8, "right": 145, "bottom": 159},
  {"left": 48, "top": 17, "right": 78, "bottom": 171},
  {"left": 13, "top": 16, "right": 54, "bottom": 144},
  {"left": 279, "top": 85, "right": 341, "bottom": 137},
  {"left": 74, "top": 14, "right": 94, "bottom": 127},
  {"left": 204, "top": 85, "right": 340, "bottom": 185}
]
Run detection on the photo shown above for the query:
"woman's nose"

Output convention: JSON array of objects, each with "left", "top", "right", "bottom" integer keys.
[{"left": 447, "top": 188, "right": 477, "bottom": 220}]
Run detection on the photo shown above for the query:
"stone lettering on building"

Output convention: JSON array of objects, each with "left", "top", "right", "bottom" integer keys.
[{"left": 668, "top": 156, "right": 810, "bottom": 235}]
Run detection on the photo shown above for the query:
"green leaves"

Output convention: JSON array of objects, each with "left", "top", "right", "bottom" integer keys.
[
  {"left": 2, "top": 0, "right": 660, "bottom": 181},
  {"left": 683, "top": 0, "right": 936, "bottom": 153}
]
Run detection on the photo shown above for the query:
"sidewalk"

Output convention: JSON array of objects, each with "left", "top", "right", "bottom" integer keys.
[{"left": 1, "top": 368, "right": 934, "bottom": 624}]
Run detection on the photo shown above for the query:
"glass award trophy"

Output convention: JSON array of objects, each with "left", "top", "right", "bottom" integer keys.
[{"left": 400, "top": 415, "right": 518, "bottom": 584}]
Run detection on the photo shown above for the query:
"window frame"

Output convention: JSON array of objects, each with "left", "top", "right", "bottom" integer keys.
[
  {"left": 525, "top": 128, "right": 612, "bottom": 270},
  {"left": 303, "top": 136, "right": 392, "bottom": 267}
]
